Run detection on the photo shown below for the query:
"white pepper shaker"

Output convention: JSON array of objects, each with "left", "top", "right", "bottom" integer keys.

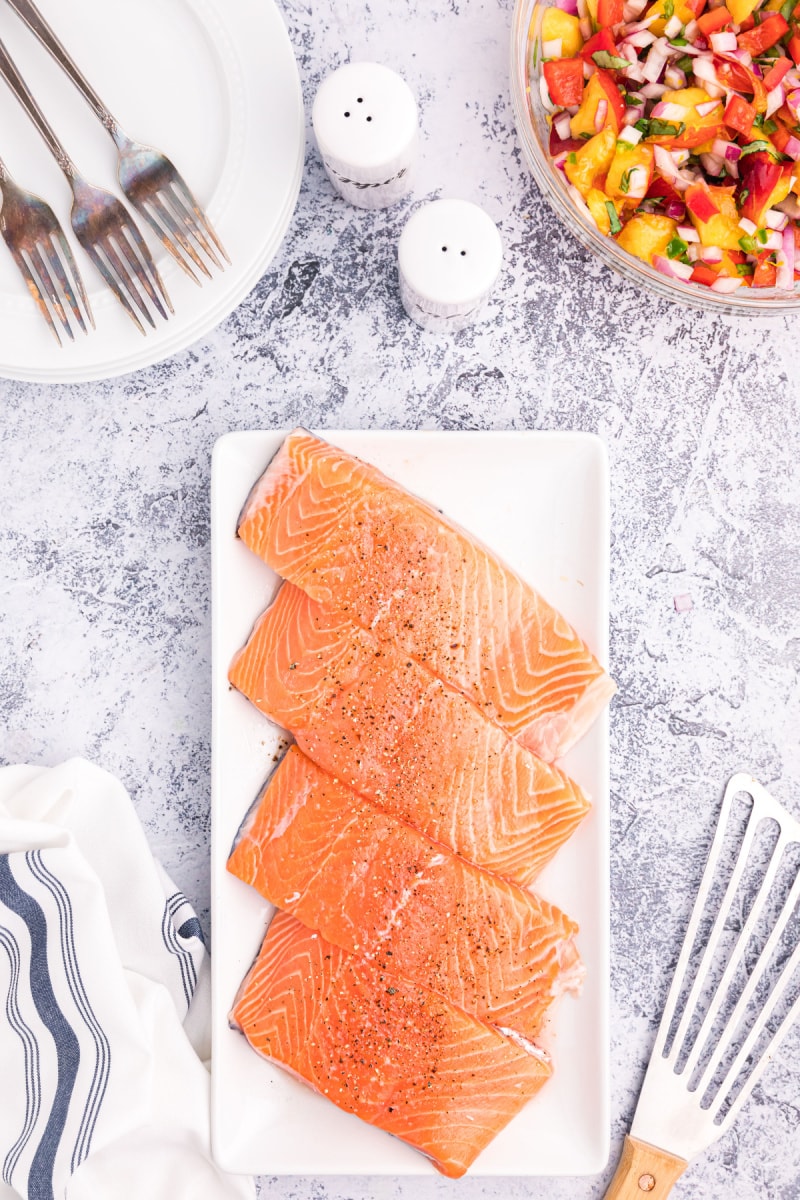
[
  {"left": 312, "top": 62, "right": 418, "bottom": 210},
  {"left": 397, "top": 199, "right": 503, "bottom": 332}
]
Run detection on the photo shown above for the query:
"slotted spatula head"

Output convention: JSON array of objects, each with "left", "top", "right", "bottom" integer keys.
[{"left": 606, "top": 773, "right": 800, "bottom": 1198}]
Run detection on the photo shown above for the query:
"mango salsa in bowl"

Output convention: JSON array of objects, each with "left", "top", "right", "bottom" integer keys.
[{"left": 511, "top": 0, "right": 800, "bottom": 310}]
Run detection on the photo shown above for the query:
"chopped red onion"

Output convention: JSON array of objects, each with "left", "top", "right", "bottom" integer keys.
[
  {"left": 625, "top": 16, "right": 658, "bottom": 32},
  {"left": 567, "top": 183, "right": 593, "bottom": 219},
  {"left": 703, "top": 245, "right": 723, "bottom": 263},
  {"left": 784, "top": 135, "right": 800, "bottom": 161},
  {"left": 651, "top": 100, "right": 690, "bottom": 121},
  {"left": 623, "top": 29, "right": 657, "bottom": 47},
  {"left": 785, "top": 69, "right": 800, "bottom": 90},
  {"left": 725, "top": 144, "right": 741, "bottom": 162},
  {"left": 738, "top": 217, "right": 757, "bottom": 236},
  {"left": 619, "top": 121, "right": 644, "bottom": 140},
  {"left": 653, "top": 254, "right": 694, "bottom": 281},
  {"left": 677, "top": 224, "right": 700, "bottom": 242},
  {"left": 640, "top": 81, "right": 669, "bottom": 97},
  {"left": 687, "top": 242, "right": 701, "bottom": 261},
  {"left": 579, "top": 16, "right": 593, "bottom": 39},
  {"left": 624, "top": 62, "right": 647, "bottom": 82},
  {"left": 643, "top": 41, "right": 669, "bottom": 82},
  {"left": 594, "top": 99, "right": 609, "bottom": 132},
  {"left": 664, "top": 14, "right": 683, "bottom": 37},
  {"left": 696, "top": 99, "right": 720, "bottom": 116},
  {"left": 577, "top": 0, "right": 589, "bottom": 17},
  {"left": 623, "top": 0, "right": 649, "bottom": 17},
  {"left": 674, "top": 594, "right": 693, "bottom": 613},
  {"left": 761, "top": 230, "right": 783, "bottom": 251},
  {"left": 556, "top": 0, "right": 579, "bottom": 12},
  {"left": 786, "top": 90, "right": 800, "bottom": 121},
  {"left": 665, "top": 199, "right": 687, "bottom": 219},
  {"left": 729, "top": 49, "right": 753, "bottom": 66},
  {"left": 692, "top": 56, "right": 718, "bottom": 85},
  {"left": 700, "top": 152, "right": 725, "bottom": 176},
  {"left": 540, "top": 75, "right": 556, "bottom": 112},
  {"left": 670, "top": 148, "right": 690, "bottom": 166},
  {"left": 664, "top": 66, "right": 687, "bottom": 88},
  {"left": 765, "top": 209, "right": 789, "bottom": 231},
  {"left": 766, "top": 84, "right": 786, "bottom": 120},
  {"left": 684, "top": 18, "right": 698, "bottom": 40},
  {"left": 554, "top": 111, "right": 573, "bottom": 140},
  {"left": 710, "top": 137, "right": 732, "bottom": 158},
  {"left": 553, "top": 151, "right": 569, "bottom": 172},
  {"left": 776, "top": 226, "right": 796, "bottom": 290},
  {"left": 710, "top": 31, "right": 737, "bottom": 53},
  {"left": 710, "top": 276, "right": 744, "bottom": 292}
]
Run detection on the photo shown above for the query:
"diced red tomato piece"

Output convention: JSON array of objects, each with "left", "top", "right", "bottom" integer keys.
[
  {"left": 580, "top": 29, "right": 618, "bottom": 64},
  {"left": 691, "top": 263, "right": 721, "bottom": 286},
  {"left": 762, "top": 57, "right": 793, "bottom": 93},
  {"left": 685, "top": 181, "right": 721, "bottom": 222},
  {"left": 686, "top": 0, "right": 708, "bottom": 15},
  {"left": 737, "top": 14, "right": 789, "bottom": 56},
  {"left": 724, "top": 94, "right": 756, "bottom": 138},
  {"left": 594, "top": 68, "right": 627, "bottom": 127},
  {"left": 696, "top": 6, "right": 732, "bottom": 35},
  {"left": 753, "top": 251, "right": 777, "bottom": 288},
  {"left": 789, "top": 34, "right": 800, "bottom": 66},
  {"left": 543, "top": 58, "right": 586, "bottom": 107},
  {"left": 597, "top": 0, "right": 624, "bottom": 27}
]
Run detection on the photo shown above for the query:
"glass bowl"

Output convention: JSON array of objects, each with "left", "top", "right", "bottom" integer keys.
[{"left": 510, "top": 0, "right": 800, "bottom": 315}]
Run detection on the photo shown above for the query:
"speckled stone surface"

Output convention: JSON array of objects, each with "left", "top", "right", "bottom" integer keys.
[{"left": 2, "top": 0, "right": 800, "bottom": 1195}]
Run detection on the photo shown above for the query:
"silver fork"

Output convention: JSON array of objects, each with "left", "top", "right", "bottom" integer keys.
[
  {"left": 6, "top": 0, "right": 230, "bottom": 285},
  {"left": 0, "top": 152, "right": 92, "bottom": 343},
  {"left": 0, "top": 37, "right": 171, "bottom": 334}
]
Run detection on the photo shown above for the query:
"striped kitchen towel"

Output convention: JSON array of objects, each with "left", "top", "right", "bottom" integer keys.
[{"left": 0, "top": 759, "right": 252, "bottom": 1200}]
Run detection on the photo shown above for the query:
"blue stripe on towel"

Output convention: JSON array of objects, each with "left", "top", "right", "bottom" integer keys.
[
  {"left": 0, "top": 923, "right": 41, "bottom": 1185},
  {"left": 161, "top": 893, "right": 196, "bottom": 1008},
  {"left": 27, "top": 851, "right": 111, "bottom": 1173},
  {"left": 0, "top": 856, "right": 80, "bottom": 1200}
]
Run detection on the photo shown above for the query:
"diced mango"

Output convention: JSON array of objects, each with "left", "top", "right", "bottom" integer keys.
[
  {"left": 693, "top": 213, "right": 745, "bottom": 250},
  {"left": 565, "top": 126, "right": 617, "bottom": 196},
  {"left": 647, "top": 0, "right": 695, "bottom": 35},
  {"left": 586, "top": 188, "right": 613, "bottom": 234},
  {"left": 615, "top": 213, "right": 679, "bottom": 263},
  {"left": 542, "top": 7, "right": 584, "bottom": 57},
  {"left": 606, "top": 141, "right": 655, "bottom": 201},
  {"left": 730, "top": 0, "right": 763, "bottom": 20},
  {"left": 571, "top": 73, "right": 620, "bottom": 138}
]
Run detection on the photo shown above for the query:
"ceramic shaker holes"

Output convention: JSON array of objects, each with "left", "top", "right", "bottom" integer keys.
[
  {"left": 398, "top": 200, "right": 503, "bottom": 332},
  {"left": 311, "top": 63, "right": 418, "bottom": 210}
]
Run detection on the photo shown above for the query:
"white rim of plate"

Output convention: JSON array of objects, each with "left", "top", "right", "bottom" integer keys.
[{"left": 0, "top": 0, "right": 305, "bottom": 385}]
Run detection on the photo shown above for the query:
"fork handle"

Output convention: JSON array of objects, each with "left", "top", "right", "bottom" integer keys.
[
  {"left": 3, "top": 0, "right": 119, "bottom": 134},
  {"left": 0, "top": 35, "right": 80, "bottom": 179},
  {"left": 604, "top": 1136, "right": 689, "bottom": 1200}
]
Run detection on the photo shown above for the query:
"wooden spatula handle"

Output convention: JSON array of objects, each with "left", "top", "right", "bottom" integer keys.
[{"left": 604, "top": 1135, "right": 689, "bottom": 1199}]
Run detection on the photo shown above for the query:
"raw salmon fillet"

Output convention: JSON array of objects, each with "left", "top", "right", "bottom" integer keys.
[
  {"left": 237, "top": 429, "right": 615, "bottom": 761},
  {"left": 229, "top": 583, "right": 590, "bottom": 887},
  {"left": 230, "top": 911, "right": 552, "bottom": 1178},
  {"left": 227, "top": 747, "right": 582, "bottom": 1041}
]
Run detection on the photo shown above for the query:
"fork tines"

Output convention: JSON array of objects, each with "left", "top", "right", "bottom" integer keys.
[
  {"left": 137, "top": 173, "right": 229, "bottom": 287},
  {"left": 6, "top": 226, "right": 93, "bottom": 346}
]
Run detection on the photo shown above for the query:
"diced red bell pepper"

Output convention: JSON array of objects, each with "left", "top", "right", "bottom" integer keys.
[
  {"left": 737, "top": 14, "right": 790, "bottom": 56},
  {"left": 549, "top": 126, "right": 585, "bottom": 156},
  {"left": 597, "top": 0, "right": 624, "bottom": 27},
  {"left": 762, "top": 57, "right": 793, "bottom": 93},
  {"left": 543, "top": 58, "right": 586, "bottom": 107},
  {"left": 580, "top": 29, "right": 618, "bottom": 64},
  {"left": 770, "top": 122, "right": 795, "bottom": 153},
  {"left": 685, "top": 181, "right": 721, "bottom": 222},
  {"left": 686, "top": 0, "right": 708, "bottom": 16},
  {"left": 696, "top": 6, "right": 733, "bottom": 35},
  {"left": 753, "top": 251, "right": 777, "bottom": 287},
  {"left": 691, "top": 263, "right": 721, "bottom": 286},
  {"left": 789, "top": 34, "right": 800, "bottom": 66},
  {"left": 594, "top": 68, "right": 627, "bottom": 127},
  {"left": 724, "top": 94, "right": 757, "bottom": 138},
  {"left": 644, "top": 177, "right": 685, "bottom": 219}
]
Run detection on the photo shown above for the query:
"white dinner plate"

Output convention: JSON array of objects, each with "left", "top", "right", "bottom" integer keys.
[
  {"left": 0, "top": 0, "right": 303, "bottom": 383},
  {"left": 210, "top": 430, "right": 611, "bottom": 1177}
]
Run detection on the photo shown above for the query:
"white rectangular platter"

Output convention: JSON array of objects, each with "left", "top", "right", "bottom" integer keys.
[{"left": 210, "top": 430, "right": 610, "bottom": 1177}]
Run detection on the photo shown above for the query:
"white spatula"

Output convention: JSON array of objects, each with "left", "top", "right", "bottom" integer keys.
[{"left": 605, "top": 772, "right": 800, "bottom": 1199}]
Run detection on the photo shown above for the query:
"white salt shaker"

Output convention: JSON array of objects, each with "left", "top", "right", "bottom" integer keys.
[
  {"left": 397, "top": 199, "right": 503, "bottom": 332},
  {"left": 312, "top": 62, "right": 418, "bottom": 210}
]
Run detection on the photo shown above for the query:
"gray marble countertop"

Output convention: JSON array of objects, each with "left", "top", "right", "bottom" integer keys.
[{"left": 2, "top": 0, "right": 800, "bottom": 1196}]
